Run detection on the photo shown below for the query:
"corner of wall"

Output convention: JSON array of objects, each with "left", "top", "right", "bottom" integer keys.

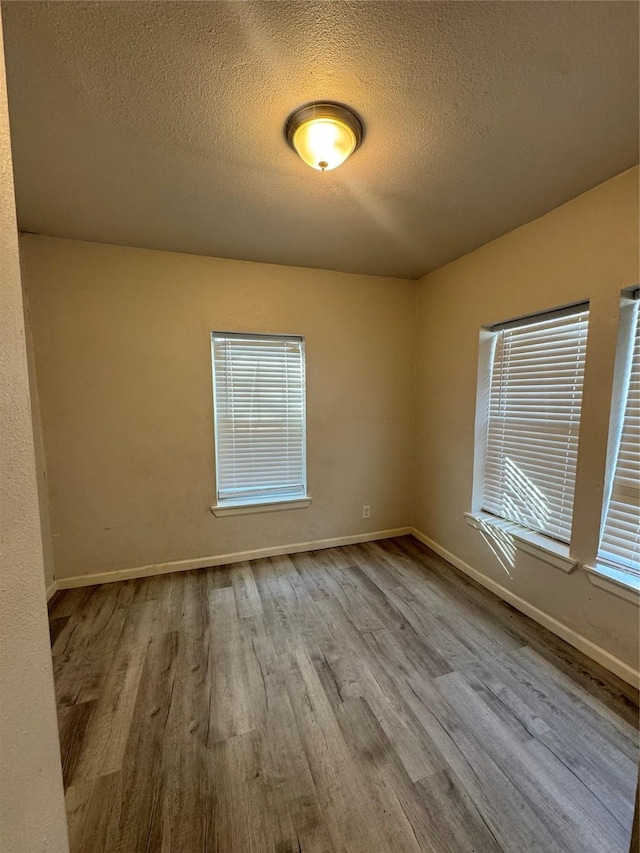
[
  {"left": 20, "top": 249, "right": 57, "bottom": 589},
  {"left": 408, "top": 277, "right": 421, "bottom": 529}
]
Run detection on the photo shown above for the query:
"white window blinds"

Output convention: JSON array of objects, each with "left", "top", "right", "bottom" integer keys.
[
  {"left": 211, "top": 333, "right": 307, "bottom": 505},
  {"left": 598, "top": 298, "right": 640, "bottom": 576},
  {"left": 482, "top": 306, "right": 589, "bottom": 543}
]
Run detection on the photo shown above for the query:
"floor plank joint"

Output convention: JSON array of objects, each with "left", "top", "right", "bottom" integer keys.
[{"left": 49, "top": 535, "right": 639, "bottom": 853}]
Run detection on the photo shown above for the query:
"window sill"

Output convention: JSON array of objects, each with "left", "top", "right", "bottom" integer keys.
[
  {"left": 464, "top": 512, "right": 578, "bottom": 574},
  {"left": 582, "top": 563, "right": 640, "bottom": 605},
  {"left": 211, "top": 496, "right": 312, "bottom": 518}
]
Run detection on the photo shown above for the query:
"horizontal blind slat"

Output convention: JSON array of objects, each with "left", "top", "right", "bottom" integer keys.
[
  {"left": 212, "top": 334, "right": 307, "bottom": 503},
  {"left": 598, "top": 304, "right": 640, "bottom": 573},
  {"left": 482, "top": 308, "right": 588, "bottom": 543}
]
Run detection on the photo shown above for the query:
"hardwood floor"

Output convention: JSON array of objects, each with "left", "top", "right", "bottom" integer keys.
[{"left": 48, "top": 536, "right": 639, "bottom": 853}]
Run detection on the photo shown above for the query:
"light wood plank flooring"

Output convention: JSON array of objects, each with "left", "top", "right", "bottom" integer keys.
[{"left": 48, "top": 536, "right": 639, "bottom": 852}]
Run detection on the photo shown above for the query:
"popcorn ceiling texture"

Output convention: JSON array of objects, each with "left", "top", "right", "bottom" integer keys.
[{"left": 2, "top": 0, "right": 638, "bottom": 279}]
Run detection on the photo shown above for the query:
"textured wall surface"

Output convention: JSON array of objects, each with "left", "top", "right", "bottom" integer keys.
[
  {"left": 0, "top": 15, "right": 69, "bottom": 853},
  {"left": 19, "top": 170, "right": 640, "bottom": 681},
  {"left": 2, "top": 1, "right": 638, "bottom": 278},
  {"left": 23, "top": 288, "right": 57, "bottom": 593},
  {"left": 413, "top": 166, "right": 640, "bottom": 670},
  {"left": 22, "top": 236, "right": 415, "bottom": 580}
]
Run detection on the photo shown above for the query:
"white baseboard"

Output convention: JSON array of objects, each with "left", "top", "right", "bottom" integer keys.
[
  {"left": 410, "top": 527, "right": 640, "bottom": 689},
  {"left": 56, "top": 527, "right": 412, "bottom": 591},
  {"left": 51, "top": 523, "right": 638, "bottom": 688}
]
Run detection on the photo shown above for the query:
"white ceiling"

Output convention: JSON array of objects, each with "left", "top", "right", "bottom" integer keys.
[{"left": 2, "top": 1, "right": 638, "bottom": 279}]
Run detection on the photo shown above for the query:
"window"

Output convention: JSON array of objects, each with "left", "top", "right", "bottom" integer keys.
[
  {"left": 480, "top": 304, "right": 589, "bottom": 544},
  {"left": 597, "top": 294, "right": 639, "bottom": 577},
  {"left": 211, "top": 332, "right": 308, "bottom": 510}
]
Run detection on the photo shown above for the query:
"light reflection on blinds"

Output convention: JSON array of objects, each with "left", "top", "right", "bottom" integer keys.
[
  {"left": 211, "top": 333, "right": 306, "bottom": 504},
  {"left": 482, "top": 308, "right": 589, "bottom": 543},
  {"left": 598, "top": 300, "right": 639, "bottom": 576}
]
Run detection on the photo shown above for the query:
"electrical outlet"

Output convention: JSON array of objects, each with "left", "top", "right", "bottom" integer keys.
[{"left": 362, "top": 505, "right": 370, "bottom": 519}]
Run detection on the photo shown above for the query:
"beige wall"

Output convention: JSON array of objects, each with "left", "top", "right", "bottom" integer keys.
[
  {"left": 413, "top": 166, "right": 640, "bottom": 670},
  {"left": 23, "top": 292, "right": 57, "bottom": 593},
  {"left": 21, "top": 236, "right": 415, "bottom": 581},
  {"left": 20, "top": 169, "right": 640, "bottom": 677},
  {"left": 0, "top": 15, "right": 69, "bottom": 853}
]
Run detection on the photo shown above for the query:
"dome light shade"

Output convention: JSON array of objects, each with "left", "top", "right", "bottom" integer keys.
[{"left": 286, "top": 103, "right": 363, "bottom": 171}]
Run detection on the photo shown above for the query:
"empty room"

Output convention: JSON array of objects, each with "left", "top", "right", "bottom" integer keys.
[{"left": 1, "top": 2, "right": 639, "bottom": 852}]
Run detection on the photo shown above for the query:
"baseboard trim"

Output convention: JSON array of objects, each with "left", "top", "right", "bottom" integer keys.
[
  {"left": 55, "top": 527, "right": 412, "bottom": 591},
  {"left": 410, "top": 527, "right": 640, "bottom": 689},
  {"left": 52, "top": 524, "right": 638, "bottom": 688}
]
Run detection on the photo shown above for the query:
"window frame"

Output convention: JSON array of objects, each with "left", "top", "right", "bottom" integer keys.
[
  {"left": 210, "top": 331, "right": 311, "bottom": 516},
  {"left": 586, "top": 289, "right": 640, "bottom": 598},
  {"left": 468, "top": 302, "right": 590, "bottom": 573}
]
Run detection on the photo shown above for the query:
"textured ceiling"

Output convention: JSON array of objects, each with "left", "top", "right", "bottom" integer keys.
[{"left": 1, "top": 1, "right": 638, "bottom": 279}]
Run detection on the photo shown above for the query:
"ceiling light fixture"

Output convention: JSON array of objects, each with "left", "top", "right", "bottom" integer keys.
[{"left": 285, "top": 102, "right": 363, "bottom": 172}]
